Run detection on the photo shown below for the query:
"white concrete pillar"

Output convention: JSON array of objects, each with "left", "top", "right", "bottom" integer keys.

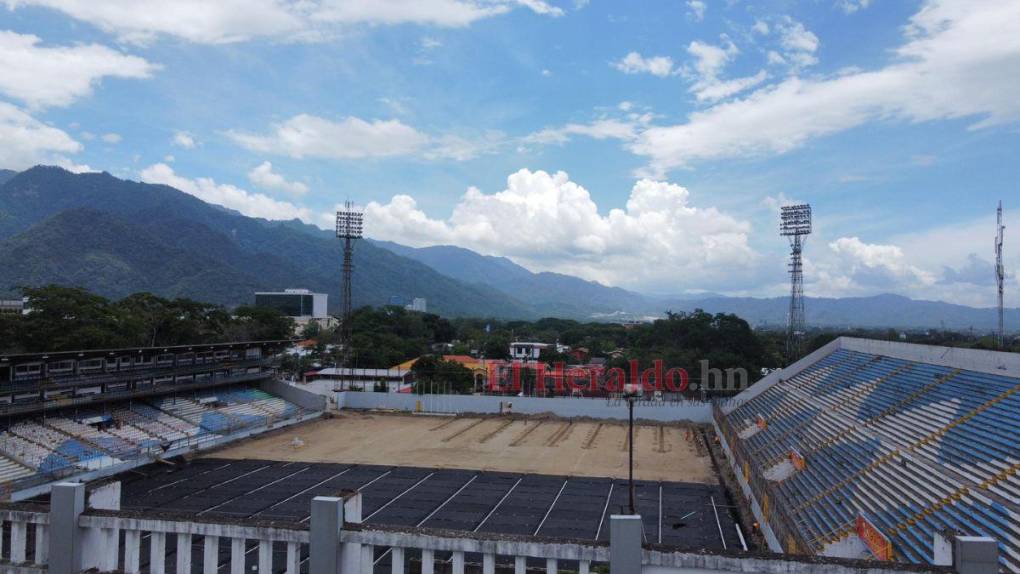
[
  {"left": 360, "top": 545, "right": 373, "bottom": 574},
  {"left": 150, "top": 531, "right": 166, "bottom": 574},
  {"left": 391, "top": 546, "right": 404, "bottom": 574},
  {"left": 452, "top": 550, "right": 465, "bottom": 574},
  {"left": 11, "top": 520, "right": 27, "bottom": 563},
  {"left": 258, "top": 540, "right": 273, "bottom": 574},
  {"left": 204, "top": 535, "right": 220, "bottom": 574},
  {"left": 123, "top": 529, "right": 141, "bottom": 574},
  {"left": 177, "top": 533, "right": 193, "bottom": 574},
  {"left": 311, "top": 496, "right": 343, "bottom": 574},
  {"left": 34, "top": 523, "right": 48, "bottom": 565},
  {"left": 341, "top": 493, "right": 364, "bottom": 574},
  {"left": 579, "top": 559, "right": 590, "bottom": 574},
  {"left": 546, "top": 557, "right": 557, "bottom": 574},
  {"left": 483, "top": 553, "right": 495, "bottom": 574},
  {"left": 285, "top": 542, "right": 300, "bottom": 574},
  {"left": 230, "top": 537, "right": 246, "bottom": 574},
  {"left": 609, "top": 515, "right": 642, "bottom": 574},
  {"left": 514, "top": 555, "right": 526, "bottom": 574},
  {"left": 48, "top": 482, "right": 85, "bottom": 574},
  {"left": 421, "top": 549, "right": 435, "bottom": 574}
]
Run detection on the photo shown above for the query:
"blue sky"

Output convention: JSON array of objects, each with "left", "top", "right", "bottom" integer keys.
[{"left": 0, "top": 0, "right": 1018, "bottom": 307}]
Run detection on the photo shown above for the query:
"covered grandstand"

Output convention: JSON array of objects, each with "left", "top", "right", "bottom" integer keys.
[
  {"left": 716, "top": 337, "right": 1019, "bottom": 572},
  {"left": 0, "top": 341, "right": 322, "bottom": 499}
]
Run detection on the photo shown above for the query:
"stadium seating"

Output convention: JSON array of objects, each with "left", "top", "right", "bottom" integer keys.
[
  {"left": 0, "top": 385, "right": 305, "bottom": 486},
  {"left": 722, "top": 348, "right": 1020, "bottom": 572}
]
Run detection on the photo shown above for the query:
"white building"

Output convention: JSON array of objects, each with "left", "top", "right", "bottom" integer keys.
[
  {"left": 254, "top": 288, "right": 328, "bottom": 319},
  {"left": 405, "top": 297, "right": 427, "bottom": 313},
  {"left": 510, "top": 341, "right": 548, "bottom": 361}
]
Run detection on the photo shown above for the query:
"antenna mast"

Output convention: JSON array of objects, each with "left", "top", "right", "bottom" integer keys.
[
  {"left": 336, "top": 201, "right": 363, "bottom": 371},
  {"left": 780, "top": 204, "right": 812, "bottom": 363},
  {"left": 996, "top": 201, "right": 1005, "bottom": 349}
]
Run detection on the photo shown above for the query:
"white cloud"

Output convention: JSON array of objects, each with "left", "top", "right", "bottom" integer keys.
[
  {"left": 364, "top": 168, "right": 755, "bottom": 291},
  {"left": 839, "top": 0, "right": 873, "bottom": 14},
  {"left": 140, "top": 163, "right": 321, "bottom": 224},
  {"left": 752, "top": 20, "right": 769, "bottom": 35},
  {"left": 172, "top": 131, "right": 197, "bottom": 149},
  {"left": 0, "top": 102, "right": 83, "bottom": 170},
  {"left": 247, "top": 161, "right": 309, "bottom": 196},
  {"left": 425, "top": 131, "right": 506, "bottom": 161},
  {"left": 523, "top": 118, "right": 640, "bottom": 146},
  {"left": 4, "top": 0, "right": 564, "bottom": 44},
  {"left": 686, "top": 0, "right": 706, "bottom": 22},
  {"left": 101, "top": 132, "right": 121, "bottom": 144},
  {"left": 0, "top": 31, "right": 157, "bottom": 108},
  {"left": 628, "top": 1, "right": 1020, "bottom": 175},
  {"left": 611, "top": 52, "right": 676, "bottom": 77},
  {"left": 228, "top": 114, "right": 429, "bottom": 159},
  {"left": 822, "top": 236, "right": 935, "bottom": 293},
  {"left": 685, "top": 37, "right": 767, "bottom": 102},
  {"left": 776, "top": 17, "right": 819, "bottom": 68}
]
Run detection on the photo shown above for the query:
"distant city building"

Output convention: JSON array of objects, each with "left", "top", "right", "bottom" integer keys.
[
  {"left": 254, "top": 289, "right": 327, "bottom": 319},
  {"left": 405, "top": 297, "right": 427, "bottom": 313},
  {"left": 0, "top": 297, "right": 28, "bottom": 315},
  {"left": 510, "top": 341, "right": 548, "bottom": 361}
]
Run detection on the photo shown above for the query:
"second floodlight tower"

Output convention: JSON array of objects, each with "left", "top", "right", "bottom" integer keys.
[
  {"left": 780, "top": 204, "right": 812, "bottom": 363},
  {"left": 336, "top": 201, "right": 363, "bottom": 366}
]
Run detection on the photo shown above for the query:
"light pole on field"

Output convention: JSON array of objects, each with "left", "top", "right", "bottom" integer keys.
[{"left": 623, "top": 383, "right": 643, "bottom": 515}]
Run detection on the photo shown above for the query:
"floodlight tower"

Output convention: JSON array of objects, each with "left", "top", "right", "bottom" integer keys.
[
  {"left": 780, "top": 204, "right": 812, "bottom": 363},
  {"left": 336, "top": 201, "right": 363, "bottom": 367},
  {"left": 995, "top": 201, "right": 1005, "bottom": 349}
]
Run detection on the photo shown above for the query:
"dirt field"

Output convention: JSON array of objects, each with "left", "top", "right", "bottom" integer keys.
[{"left": 209, "top": 412, "right": 716, "bottom": 483}]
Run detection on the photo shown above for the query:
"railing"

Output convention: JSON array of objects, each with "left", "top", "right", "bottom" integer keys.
[{"left": 0, "top": 483, "right": 963, "bottom": 574}]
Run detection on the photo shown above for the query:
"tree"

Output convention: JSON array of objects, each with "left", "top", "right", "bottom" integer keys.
[{"left": 411, "top": 355, "right": 474, "bottom": 394}]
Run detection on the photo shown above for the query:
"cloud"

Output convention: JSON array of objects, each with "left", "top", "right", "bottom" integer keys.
[
  {"left": 4, "top": 0, "right": 563, "bottom": 44},
  {"left": 524, "top": 118, "right": 640, "bottom": 146},
  {"left": 823, "top": 236, "right": 935, "bottom": 292},
  {"left": 0, "top": 102, "right": 83, "bottom": 170},
  {"left": 611, "top": 52, "right": 676, "bottom": 77},
  {"left": 0, "top": 31, "right": 157, "bottom": 108},
  {"left": 101, "top": 132, "right": 121, "bottom": 144},
  {"left": 686, "top": 0, "right": 706, "bottom": 22},
  {"left": 247, "top": 161, "right": 309, "bottom": 196},
  {"left": 685, "top": 37, "right": 767, "bottom": 102},
  {"left": 230, "top": 114, "right": 500, "bottom": 161},
  {"left": 139, "top": 163, "right": 321, "bottom": 224},
  {"left": 940, "top": 253, "right": 998, "bottom": 285},
  {"left": 364, "top": 168, "right": 755, "bottom": 291},
  {"left": 628, "top": 1, "right": 1020, "bottom": 175},
  {"left": 228, "top": 114, "right": 429, "bottom": 159},
  {"left": 839, "top": 0, "right": 873, "bottom": 14},
  {"left": 172, "top": 131, "right": 197, "bottom": 149},
  {"left": 752, "top": 20, "right": 769, "bottom": 35},
  {"left": 776, "top": 17, "right": 819, "bottom": 68}
]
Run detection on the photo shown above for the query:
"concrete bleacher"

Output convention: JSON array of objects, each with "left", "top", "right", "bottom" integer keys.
[
  {"left": 0, "top": 385, "right": 307, "bottom": 489},
  {"left": 720, "top": 342, "right": 1020, "bottom": 572}
]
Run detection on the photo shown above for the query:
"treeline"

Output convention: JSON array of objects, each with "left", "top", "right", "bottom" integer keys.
[
  {"left": 0, "top": 285, "right": 294, "bottom": 354},
  {"left": 302, "top": 306, "right": 783, "bottom": 386}
]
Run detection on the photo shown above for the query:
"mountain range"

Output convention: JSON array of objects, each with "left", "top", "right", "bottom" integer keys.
[{"left": 0, "top": 165, "right": 1015, "bottom": 329}]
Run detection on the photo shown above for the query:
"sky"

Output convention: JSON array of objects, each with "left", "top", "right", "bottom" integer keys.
[{"left": 1, "top": 0, "right": 1018, "bottom": 307}]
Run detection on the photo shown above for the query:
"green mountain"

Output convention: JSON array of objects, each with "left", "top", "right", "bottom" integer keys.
[{"left": 0, "top": 166, "right": 534, "bottom": 318}]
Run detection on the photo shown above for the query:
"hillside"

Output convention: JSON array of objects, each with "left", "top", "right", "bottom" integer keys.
[{"left": 0, "top": 166, "right": 534, "bottom": 318}]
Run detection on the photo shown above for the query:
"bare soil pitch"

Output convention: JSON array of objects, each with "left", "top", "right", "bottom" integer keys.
[{"left": 209, "top": 412, "right": 716, "bottom": 483}]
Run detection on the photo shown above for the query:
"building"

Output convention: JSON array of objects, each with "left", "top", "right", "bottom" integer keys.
[
  {"left": 405, "top": 297, "right": 427, "bottom": 312},
  {"left": 0, "top": 297, "right": 27, "bottom": 315},
  {"left": 254, "top": 288, "right": 328, "bottom": 319},
  {"left": 306, "top": 366, "right": 412, "bottom": 392},
  {"left": 509, "top": 341, "right": 548, "bottom": 361}
]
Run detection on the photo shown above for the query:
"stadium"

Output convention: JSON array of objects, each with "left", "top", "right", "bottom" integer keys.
[{"left": 0, "top": 334, "right": 1013, "bottom": 573}]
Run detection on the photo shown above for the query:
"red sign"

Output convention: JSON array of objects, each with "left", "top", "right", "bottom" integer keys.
[
  {"left": 756, "top": 414, "right": 768, "bottom": 430},
  {"left": 856, "top": 514, "right": 893, "bottom": 561}
]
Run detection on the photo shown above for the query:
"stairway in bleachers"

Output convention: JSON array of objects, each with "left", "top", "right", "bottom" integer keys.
[{"left": 722, "top": 348, "right": 1020, "bottom": 573}]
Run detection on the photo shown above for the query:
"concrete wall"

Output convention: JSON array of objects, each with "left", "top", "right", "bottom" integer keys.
[
  {"left": 259, "top": 379, "right": 327, "bottom": 411},
  {"left": 337, "top": 391, "right": 713, "bottom": 423},
  {"left": 840, "top": 337, "right": 1020, "bottom": 378}
]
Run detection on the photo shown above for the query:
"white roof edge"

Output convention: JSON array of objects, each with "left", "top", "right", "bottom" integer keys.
[
  {"left": 721, "top": 336, "right": 1019, "bottom": 415},
  {"left": 837, "top": 336, "right": 1020, "bottom": 378}
]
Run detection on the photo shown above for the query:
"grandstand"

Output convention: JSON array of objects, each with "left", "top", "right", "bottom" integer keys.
[
  {"left": 716, "top": 337, "right": 1020, "bottom": 572},
  {"left": 0, "top": 341, "right": 322, "bottom": 499}
]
